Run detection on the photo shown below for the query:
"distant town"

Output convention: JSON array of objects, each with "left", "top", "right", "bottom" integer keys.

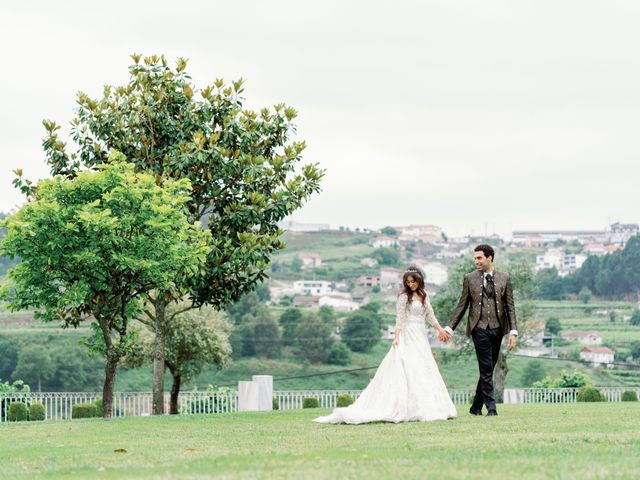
[{"left": 269, "top": 220, "right": 640, "bottom": 366}]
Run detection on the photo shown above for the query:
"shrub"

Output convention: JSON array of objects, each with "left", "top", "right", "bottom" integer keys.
[
  {"left": 72, "top": 403, "right": 98, "bottom": 419},
  {"left": 28, "top": 403, "right": 45, "bottom": 421},
  {"left": 576, "top": 386, "right": 604, "bottom": 402},
  {"left": 95, "top": 398, "right": 104, "bottom": 417},
  {"left": 272, "top": 397, "right": 279, "bottom": 410},
  {"left": 8, "top": 402, "right": 28, "bottom": 422},
  {"left": 302, "top": 397, "right": 319, "bottom": 408},
  {"left": 621, "top": 390, "right": 638, "bottom": 402},
  {"left": 327, "top": 342, "right": 352, "bottom": 366},
  {"left": 336, "top": 393, "right": 354, "bottom": 407}
]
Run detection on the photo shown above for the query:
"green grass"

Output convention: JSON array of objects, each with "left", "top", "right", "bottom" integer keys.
[{"left": 1, "top": 404, "right": 639, "bottom": 479}]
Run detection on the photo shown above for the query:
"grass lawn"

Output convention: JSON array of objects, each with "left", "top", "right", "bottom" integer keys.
[{"left": 1, "top": 404, "right": 639, "bottom": 479}]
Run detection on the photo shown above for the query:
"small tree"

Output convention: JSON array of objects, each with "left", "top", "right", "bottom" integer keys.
[
  {"left": 371, "top": 247, "right": 401, "bottom": 267},
  {"left": 578, "top": 287, "right": 592, "bottom": 304},
  {"left": 545, "top": 316, "right": 562, "bottom": 336},
  {"left": 609, "top": 310, "right": 617, "bottom": 323},
  {"left": 630, "top": 340, "right": 640, "bottom": 361},
  {"left": 520, "top": 360, "right": 546, "bottom": 387},
  {"left": 318, "top": 305, "right": 337, "bottom": 329},
  {"left": 630, "top": 309, "right": 640, "bottom": 326},
  {"left": 380, "top": 227, "right": 397, "bottom": 236},
  {"left": 342, "top": 310, "right": 380, "bottom": 353},
  {"left": 327, "top": 342, "right": 351, "bottom": 365},
  {"left": 133, "top": 302, "right": 232, "bottom": 414},
  {"left": 294, "top": 314, "right": 334, "bottom": 363},
  {"left": 11, "top": 346, "right": 54, "bottom": 393},
  {"left": 2, "top": 157, "right": 209, "bottom": 417},
  {"left": 252, "top": 314, "right": 282, "bottom": 359},
  {"left": 279, "top": 308, "right": 304, "bottom": 346},
  {"left": 0, "top": 335, "right": 20, "bottom": 382},
  {"left": 291, "top": 256, "right": 303, "bottom": 272}
]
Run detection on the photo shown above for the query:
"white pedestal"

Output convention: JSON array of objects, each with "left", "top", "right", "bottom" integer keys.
[
  {"left": 238, "top": 381, "right": 260, "bottom": 411},
  {"left": 503, "top": 388, "right": 524, "bottom": 404},
  {"left": 252, "top": 375, "right": 273, "bottom": 411}
]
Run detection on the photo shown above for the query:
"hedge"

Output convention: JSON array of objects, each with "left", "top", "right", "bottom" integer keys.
[
  {"left": 8, "top": 402, "right": 28, "bottom": 422},
  {"left": 336, "top": 393, "right": 354, "bottom": 407},
  {"left": 72, "top": 403, "right": 98, "bottom": 419},
  {"left": 302, "top": 397, "right": 319, "bottom": 408},
  {"left": 29, "top": 403, "right": 46, "bottom": 421}
]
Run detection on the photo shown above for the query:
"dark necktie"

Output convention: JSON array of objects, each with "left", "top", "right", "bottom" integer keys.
[{"left": 485, "top": 274, "right": 495, "bottom": 298}]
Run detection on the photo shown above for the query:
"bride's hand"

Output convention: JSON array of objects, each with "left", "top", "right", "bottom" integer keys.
[{"left": 392, "top": 336, "right": 400, "bottom": 348}]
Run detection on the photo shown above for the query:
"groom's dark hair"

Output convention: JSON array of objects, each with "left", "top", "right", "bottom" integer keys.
[{"left": 474, "top": 244, "right": 495, "bottom": 262}]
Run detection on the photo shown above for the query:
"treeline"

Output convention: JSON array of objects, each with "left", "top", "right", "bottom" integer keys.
[
  {"left": 227, "top": 284, "right": 387, "bottom": 365},
  {"left": 536, "top": 236, "right": 640, "bottom": 300},
  {"left": 0, "top": 335, "right": 104, "bottom": 392}
]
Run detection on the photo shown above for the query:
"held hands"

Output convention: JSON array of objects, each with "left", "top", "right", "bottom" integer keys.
[
  {"left": 437, "top": 327, "right": 451, "bottom": 343},
  {"left": 507, "top": 334, "right": 517, "bottom": 351},
  {"left": 392, "top": 336, "right": 400, "bottom": 348}
]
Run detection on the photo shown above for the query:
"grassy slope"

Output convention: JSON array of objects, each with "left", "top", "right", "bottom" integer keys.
[{"left": 1, "top": 404, "right": 639, "bottom": 479}]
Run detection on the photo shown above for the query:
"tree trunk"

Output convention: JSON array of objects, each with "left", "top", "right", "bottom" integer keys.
[
  {"left": 152, "top": 298, "right": 167, "bottom": 415},
  {"left": 169, "top": 371, "right": 181, "bottom": 415},
  {"left": 103, "top": 351, "right": 118, "bottom": 419},
  {"left": 494, "top": 351, "right": 509, "bottom": 403}
]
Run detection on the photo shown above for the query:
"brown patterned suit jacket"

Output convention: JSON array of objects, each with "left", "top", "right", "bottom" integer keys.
[{"left": 448, "top": 270, "right": 517, "bottom": 336}]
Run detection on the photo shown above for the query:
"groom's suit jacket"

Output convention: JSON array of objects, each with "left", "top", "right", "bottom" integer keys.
[{"left": 448, "top": 270, "right": 517, "bottom": 336}]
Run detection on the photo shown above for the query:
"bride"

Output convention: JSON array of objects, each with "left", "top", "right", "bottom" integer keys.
[{"left": 313, "top": 266, "right": 457, "bottom": 424}]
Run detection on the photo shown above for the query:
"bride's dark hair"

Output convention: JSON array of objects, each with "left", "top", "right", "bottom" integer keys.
[{"left": 401, "top": 266, "right": 427, "bottom": 307}]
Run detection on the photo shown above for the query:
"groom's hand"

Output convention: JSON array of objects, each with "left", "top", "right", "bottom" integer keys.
[{"left": 507, "top": 334, "right": 517, "bottom": 351}]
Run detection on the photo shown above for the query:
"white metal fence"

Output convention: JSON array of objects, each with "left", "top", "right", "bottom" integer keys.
[{"left": 1, "top": 387, "right": 637, "bottom": 422}]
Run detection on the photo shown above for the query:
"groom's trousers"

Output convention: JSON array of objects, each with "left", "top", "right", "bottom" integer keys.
[{"left": 471, "top": 326, "right": 503, "bottom": 412}]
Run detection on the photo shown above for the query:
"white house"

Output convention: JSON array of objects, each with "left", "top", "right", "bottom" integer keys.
[
  {"left": 298, "top": 252, "right": 322, "bottom": 269},
  {"left": 371, "top": 236, "right": 399, "bottom": 248},
  {"left": 412, "top": 261, "right": 449, "bottom": 286},
  {"left": 278, "top": 220, "right": 330, "bottom": 232},
  {"left": 356, "top": 275, "right": 381, "bottom": 287},
  {"left": 293, "top": 280, "right": 332, "bottom": 296},
  {"left": 580, "top": 347, "right": 614, "bottom": 365},
  {"left": 512, "top": 229, "right": 608, "bottom": 246},
  {"left": 536, "top": 249, "right": 564, "bottom": 271},
  {"left": 536, "top": 249, "right": 586, "bottom": 276},
  {"left": 319, "top": 295, "right": 359, "bottom": 312},
  {"left": 379, "top": 267, "right": 403, "bottom": 288},
  {"left": 394, "top": 224, "right": 443, "bottom": 244},
  {"left": 562, "top": 331, "right": 603, "bottom": 345},
  {"left": 360, "top": 257, "right": 378, "bottom": 267}
]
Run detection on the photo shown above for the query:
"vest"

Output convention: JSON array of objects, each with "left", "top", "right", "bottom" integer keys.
[{"left": 477, "top": 277, "right": 500, "bottom": 330}]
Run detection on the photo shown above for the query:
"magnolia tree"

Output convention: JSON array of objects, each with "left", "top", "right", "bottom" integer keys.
[
  {"left": 2, "top": 156, "right": 210, "bottom": 417},
  {"left": 14, "top": 54, "right": 324, "bottom": 414}
]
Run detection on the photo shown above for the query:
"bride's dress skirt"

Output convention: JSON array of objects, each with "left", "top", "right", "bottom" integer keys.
[{"left": 313, "top": 321, "right": 457, "bottom": 424}]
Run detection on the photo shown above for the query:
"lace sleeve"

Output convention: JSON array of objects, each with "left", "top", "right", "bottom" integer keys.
[
  {"left": 424, "top": 292, "right": 440, "bottom": 328},
  {"left": 395, "top": 294, "right": 407, "bottom": 331}
]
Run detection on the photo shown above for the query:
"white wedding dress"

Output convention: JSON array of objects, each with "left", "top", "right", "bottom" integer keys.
[{"left": 313, "top": 293, "right": 457, "bottom": 424}]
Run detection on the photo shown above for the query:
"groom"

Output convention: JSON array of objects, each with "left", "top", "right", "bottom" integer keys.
[{"left": 440, "top": 244, "right": 517, "bottom": 416}]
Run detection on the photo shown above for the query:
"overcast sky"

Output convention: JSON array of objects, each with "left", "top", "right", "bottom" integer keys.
[{"left": 1, "top": 1, "right": 638, "bottom": 237}]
